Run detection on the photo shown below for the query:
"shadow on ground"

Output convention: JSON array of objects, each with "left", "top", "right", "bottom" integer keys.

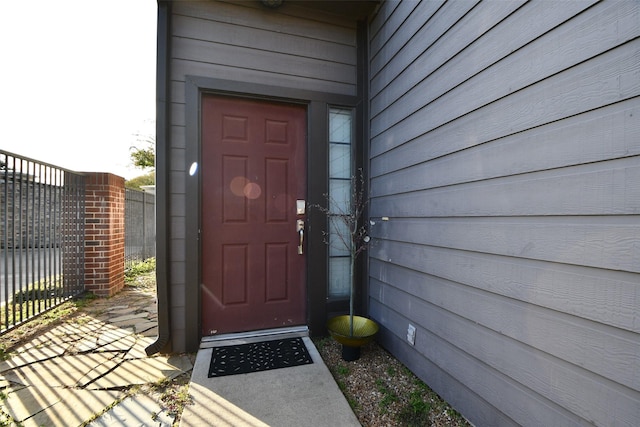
[{"left": 0, "top": 277, "right": 193, "bottom": 426}]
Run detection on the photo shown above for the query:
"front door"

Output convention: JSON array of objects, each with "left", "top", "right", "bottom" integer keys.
[{"left": 200, "top": 95, "right": 307, "bottom": 336}]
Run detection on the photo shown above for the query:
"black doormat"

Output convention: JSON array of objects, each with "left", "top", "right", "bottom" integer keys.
[{"left": 208, "top": 337, "right": 313, "bottom": 378}]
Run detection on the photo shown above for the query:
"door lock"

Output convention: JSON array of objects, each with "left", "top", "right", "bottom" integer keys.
[{"left": 296, "top": 199, "right": 306, "bottom": 215}]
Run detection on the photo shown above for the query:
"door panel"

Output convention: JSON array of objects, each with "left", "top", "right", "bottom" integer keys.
[{"left": 201, "top": 95, "right": 307, "bottom": 335}]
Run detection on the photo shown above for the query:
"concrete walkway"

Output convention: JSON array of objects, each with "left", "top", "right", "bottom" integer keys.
[
  {"left": 0, "top": 283, "right": 192, "bottom": 426},
  {"left": 180, "top": 331, "right": 361, "bottom": 427}
]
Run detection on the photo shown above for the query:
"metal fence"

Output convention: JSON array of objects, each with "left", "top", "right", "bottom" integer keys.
[
  {"left": 125, "top": 188, "right": 155, "bottom": 268},
  {"left": 1, "top": 150, "right": 85, "bottom": 334}
]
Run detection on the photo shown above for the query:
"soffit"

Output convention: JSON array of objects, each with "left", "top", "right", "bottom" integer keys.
[{"left": 264, "top": 0, "right": 380, "bottom": 20}]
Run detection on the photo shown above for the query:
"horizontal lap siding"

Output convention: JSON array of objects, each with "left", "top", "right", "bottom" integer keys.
[
  {"left": 171, "top": 1, "right": 357, "bottom": 91},
  {"left": 368, "top": 1, "right": 640, "bottom": 426},
  {"left": 167, "top": 0, "right": 357, "bottom": 351}
]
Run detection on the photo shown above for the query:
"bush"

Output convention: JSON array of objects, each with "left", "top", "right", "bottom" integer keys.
[
  {"left": 125, "top": 258, "right": 156, "bottom": 283},
  {"left": 125, "top": 171, "right": 155, "bottom": 190}
]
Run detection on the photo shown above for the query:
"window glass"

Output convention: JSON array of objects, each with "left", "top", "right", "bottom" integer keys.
[
  {"left": 329, "top": 109, "right": 352, "bottom": 143},
  {"left": 329, "top": 257, "right": 350, "bottom": 297},
  {"left": 329, "top": 216, "right": 351, "bottom": 257},
  {"left": 329, "top": 144, "right": 351, "bottom": 178},
  {"left": 328, "top": 107, "right": 353, "bottom": 298},
  {"left": 329, "top": 179, "right": 350, "bottom": 214}
]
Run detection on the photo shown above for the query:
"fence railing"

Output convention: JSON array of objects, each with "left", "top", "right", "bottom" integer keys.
[
  {"left": 125, "top": 188, "right": 155, "bottom": 269},
  {"left": 1, "top": 150, "right": 85, "bottom": 334}
]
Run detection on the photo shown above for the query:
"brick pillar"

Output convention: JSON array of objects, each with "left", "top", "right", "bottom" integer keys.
[{"left": 83, "top": 172, "right": 125, "bottom": 297}]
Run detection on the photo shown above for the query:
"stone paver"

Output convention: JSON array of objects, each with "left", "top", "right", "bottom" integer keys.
[
  {"left": 125, "top": 337, "right": 157, "bottom": 360},
  {"left": 88, "top": 394, "right": 175, "bottom": 427},
  {"left": 109, "top": 312, "right": 150, "bottom": 324},
  {"left": 106, "top": 306, "right": 137, "bottom": 315},
  {"left": 0, "top": 283, "right": 191, "bottom": 427},
  {"left": 3, "top": 353, "right": 122, "bottom": 388},
  {"left": 3, "top": 386, "right": 123, "bottom": 427},
  {"left": 28, "top": 388, "right": 124, "bottom": 427},
  {"left": 133, "top": 320, "right": 157, "bottom": 334},
  {"left": 0, "top": 344, "right": 67, "bottom": 371},
  {"left": 87, "top": 355, "right": 192, "bottom": 390},
  {"left": 93, "top": 329, "right": 139, "bottom": 352},
  {"left": 1, "top": 385, "right": 62, "bottom": 423}
]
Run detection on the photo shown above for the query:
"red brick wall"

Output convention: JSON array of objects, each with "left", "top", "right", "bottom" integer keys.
[{"left": 83, "top": 172, "right": 125, "bottom": 296}]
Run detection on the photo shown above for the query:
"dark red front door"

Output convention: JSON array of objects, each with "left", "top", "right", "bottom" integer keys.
[{"left": 200, "top": 95, "right": 307, "bottom": 336}]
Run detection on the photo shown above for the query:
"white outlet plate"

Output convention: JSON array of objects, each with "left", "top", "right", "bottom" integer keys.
[{"left": 407, "top": 324, "right": 416, "bottom": 345}]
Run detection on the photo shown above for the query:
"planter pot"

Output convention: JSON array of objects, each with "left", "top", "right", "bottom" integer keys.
[
  {"left": 327, "top": 315, "right": 379, "bottom": 361},
  {"left": 341, "top": 344, "right": 361, "bottom": 361}
]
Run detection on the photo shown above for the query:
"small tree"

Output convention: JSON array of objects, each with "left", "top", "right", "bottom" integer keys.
[
  {"left": 128, "top": 133, "right": 156, "bottom": 189},
  {"left": 315, "top": 169, "right": 370, "bottom": 336},
  {"left": 130, "top": 134, "right": 155, "bottom": 170}
]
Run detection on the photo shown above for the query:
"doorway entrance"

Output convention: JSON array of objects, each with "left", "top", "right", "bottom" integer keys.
[{"left": 200, "top": 95, "right": 307, "bottom": 336}]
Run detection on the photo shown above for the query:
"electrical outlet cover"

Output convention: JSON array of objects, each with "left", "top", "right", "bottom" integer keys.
[{"left": 407, "top": 324, "right": 416, "bottom": 345}]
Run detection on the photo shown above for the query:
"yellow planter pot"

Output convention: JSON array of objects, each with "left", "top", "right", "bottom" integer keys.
[{"left": 327, "top": 315, "right": 379, "bottom": 348}]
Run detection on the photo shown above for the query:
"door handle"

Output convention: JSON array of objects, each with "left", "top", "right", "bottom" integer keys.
[{"left": 296, "top": 219, "right": 304, "bottom": 255}]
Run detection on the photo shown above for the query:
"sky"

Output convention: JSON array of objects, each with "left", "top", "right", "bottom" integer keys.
[{"left": 0, "top": 0, "right": 157, "bottom": 180}]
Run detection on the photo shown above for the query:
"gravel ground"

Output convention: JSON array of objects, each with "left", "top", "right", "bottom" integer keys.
[{"left": 315, "top": 337, "right": 471, "bottom": 427}]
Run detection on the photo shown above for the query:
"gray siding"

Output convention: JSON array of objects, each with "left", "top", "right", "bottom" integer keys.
[
  {"left": 166, "top": 0, "right": 358, "bottom": 351},
  {"left": 367, "top": 1, "right": 640, "bottom": 426}
]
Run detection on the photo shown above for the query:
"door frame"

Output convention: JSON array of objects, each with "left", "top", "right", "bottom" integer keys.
[{"left": 184, "top": 76, "right": 358, "bottom": 349}]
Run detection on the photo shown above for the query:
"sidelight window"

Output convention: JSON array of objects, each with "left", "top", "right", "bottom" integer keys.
[{"left": 327, "top": 107, "right": 354, "bottom": 298}]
